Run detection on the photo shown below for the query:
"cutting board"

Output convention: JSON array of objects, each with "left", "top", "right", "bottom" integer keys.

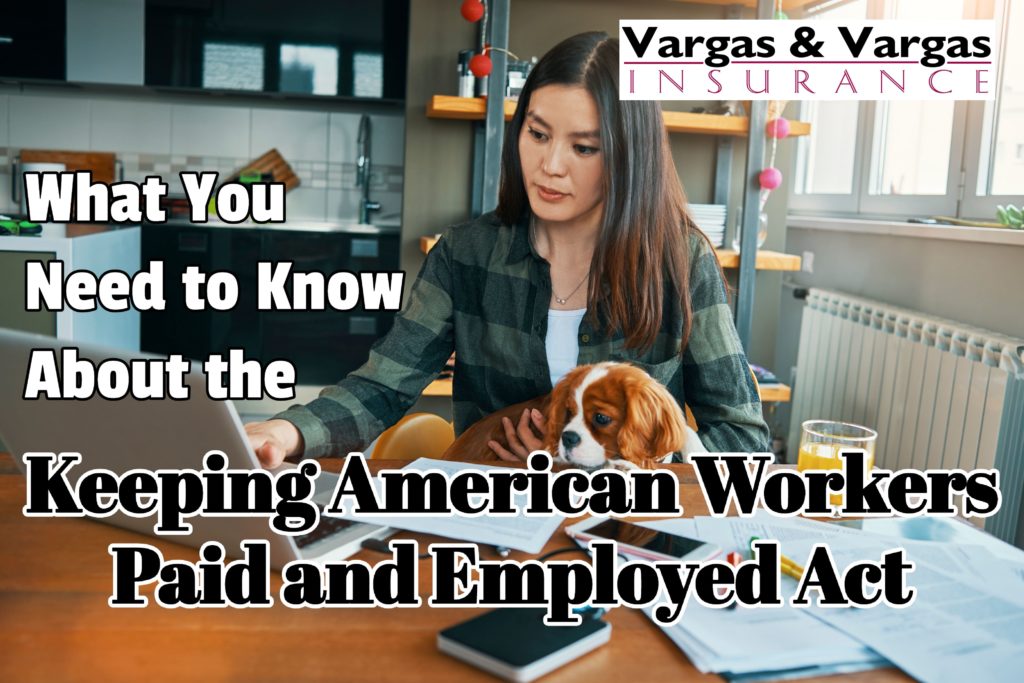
[
  {"left": 20, "top": 150, "right": 117, "bottom": 184},
  {"left": 227, "top": 148, "right": 301, "bottom": 192}
]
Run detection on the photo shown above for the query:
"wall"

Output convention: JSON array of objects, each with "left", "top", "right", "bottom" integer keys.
[
  {"left": 767, "top": 224, "right": 1024, "bottom": 452},
  {"left": 784, "top": 226, "right": 1024, "bottom": 340},
  {"left": 399, "top": 0, "right": 791, "bottom": 374},
  {"left": 0, "top": 86, "right": 406, "bottom": 224}
]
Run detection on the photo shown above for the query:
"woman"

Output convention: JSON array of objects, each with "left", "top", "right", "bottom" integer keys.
[{"left": 246, "top": 31, "right": 770, "bottom": 468}]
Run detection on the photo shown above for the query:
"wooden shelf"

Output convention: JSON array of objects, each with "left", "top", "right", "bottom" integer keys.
[
  {"left": 672, "top": 0, "right": 823, "bottom": 9},
  {"left": 758, "top": 383, "right": 791, "bottom": 403},
  {"left": 422, "top": 377, "right": 790, "bottom": 403},
  {"left": 420, "top": 235, "right": 801, "bottom": 272},
  {"left": 715, "top": 248, "right": 802, "bottom": 271},
  {"left": 427, "top": 95, "right": 519, "bottom": 120},
  {"left": 427, "top": 95, "right": 810, "bottom": 137}
]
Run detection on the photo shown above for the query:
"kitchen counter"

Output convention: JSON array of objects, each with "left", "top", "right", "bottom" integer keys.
[
  {"left": 0, "top": 224, "right": 140, "bottom": 351},
  {"left": 152, "top": 218, "right": 401, "bottom": 234},
  {"left": 0, "top": 223, "right": 140, "bottom": 255},
  {"left": 0, "top": 223, "right": 138, "bottom": 251}
]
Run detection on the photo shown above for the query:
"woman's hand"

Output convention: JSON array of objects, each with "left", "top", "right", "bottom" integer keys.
[
  {"left": 488, "top": 408, "right": 546, "bottom": 463},
  {"left": 245, "top": 419, "right": 304, "bottom": 469}
]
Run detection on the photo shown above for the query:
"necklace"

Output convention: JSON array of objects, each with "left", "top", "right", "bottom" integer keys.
[
  {"left": 553, "top": 273, "right": 589, "bottom": 305},
  {"left": 529, "top": 217, "right": 592, "bottom": 306}
]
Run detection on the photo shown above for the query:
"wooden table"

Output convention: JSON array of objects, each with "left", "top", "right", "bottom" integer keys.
[{"left": 0, "top": 453, "right": 909, "bottom": 683}]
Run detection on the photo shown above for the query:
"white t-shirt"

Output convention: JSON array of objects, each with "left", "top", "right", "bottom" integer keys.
[{"left": 545, "top": 307, "right": 587, "bottom": 388}]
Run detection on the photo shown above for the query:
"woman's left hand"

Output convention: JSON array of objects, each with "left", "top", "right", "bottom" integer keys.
[{"left": 488, "top": 408, "right": 546, "bottom": 462}]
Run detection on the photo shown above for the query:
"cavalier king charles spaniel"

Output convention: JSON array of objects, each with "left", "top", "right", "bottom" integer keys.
[{"left": 440, "top": 362, "right": 706, "bottom": 470}]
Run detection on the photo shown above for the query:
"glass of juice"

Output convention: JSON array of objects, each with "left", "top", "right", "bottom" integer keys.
[{"left": 797, "top": 420, "right": 878, "bottom": 507}]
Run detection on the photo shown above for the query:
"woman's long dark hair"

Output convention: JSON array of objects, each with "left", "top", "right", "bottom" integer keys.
[{"left": 496, "top": 31, "right": 713, "bottom": 355}]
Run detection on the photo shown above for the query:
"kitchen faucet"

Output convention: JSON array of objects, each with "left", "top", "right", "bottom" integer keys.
[{"left": 356, "top": 114, "right": 381, "bottom": 224}]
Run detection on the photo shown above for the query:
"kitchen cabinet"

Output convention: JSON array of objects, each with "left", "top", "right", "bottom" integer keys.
[
  {"left": 144, "top": 0, "right": 409, "bottom": 101},
  {"left": 140, "top": 223, "right": 400, "bottom": 386},
  {"left": 0, "top": 1, "right": 67, "bottom": 82}
]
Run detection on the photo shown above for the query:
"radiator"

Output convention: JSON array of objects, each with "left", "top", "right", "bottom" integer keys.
[{"left": 789, "top": 288, "right": 1024, "bottom": 545}]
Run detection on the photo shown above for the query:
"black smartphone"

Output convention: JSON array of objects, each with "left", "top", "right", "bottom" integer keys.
[{"left": 566, "top": 518, "right": 720, "bottom": 562}]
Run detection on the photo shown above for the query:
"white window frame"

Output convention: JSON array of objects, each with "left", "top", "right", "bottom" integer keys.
[{"left": 789, "top": 0, "right": 1023, "bottom": 223}]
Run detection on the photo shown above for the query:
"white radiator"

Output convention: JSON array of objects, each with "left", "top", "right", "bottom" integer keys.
[{"left": 789, "top": 288, "right": 1024, "bottom": 545}]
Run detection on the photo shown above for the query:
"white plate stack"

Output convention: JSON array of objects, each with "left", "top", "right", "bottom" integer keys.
[{"left": 688, "top": 204, "right": 727, "bottom": 248}]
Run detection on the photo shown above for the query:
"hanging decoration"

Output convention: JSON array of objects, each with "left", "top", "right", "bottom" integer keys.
[
  {"left": 461, "top": 0, "right": 485, "bottom": 23},
  {"left": 758, "top": 0, "right": 791, "bottom": 214},
  {"left": 470, "top": 50, "right": 493, "bottom": 78}
]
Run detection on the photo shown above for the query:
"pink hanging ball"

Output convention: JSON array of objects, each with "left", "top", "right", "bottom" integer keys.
[
  {"left": 766, "top": 117, "right": 791, "bottom": 139},
  {"left": 759, "top": 167, "right": 783, "bottom": 190},
  {"left": 469, "top": 53, "right": 492, "bottom": 78}
]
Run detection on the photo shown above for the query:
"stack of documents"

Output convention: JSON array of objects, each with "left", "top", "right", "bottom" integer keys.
[
  {"left": 643, "top": 513, "right": 1024, "bottom": 683},
  {"left": 636, "top": 519, "right": 887, "bottom": 681},
  {"left": 332, "top": 458, "right": 563, "bottom": 554},
  {"left": 689, "top": 204, "right": 727, "bottom": 247}
]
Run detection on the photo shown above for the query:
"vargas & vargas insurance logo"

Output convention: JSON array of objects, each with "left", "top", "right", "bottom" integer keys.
[{"left": 619, "top": 20, "right": 996, "bottom": 100}]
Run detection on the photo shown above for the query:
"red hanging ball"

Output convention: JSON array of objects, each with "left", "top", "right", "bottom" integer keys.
[
  {"left": 469, "top": 52, "right": 492, "bottom": 78},
  {"left": 461, "top": 0, "right": 484, "bottom": 23}
]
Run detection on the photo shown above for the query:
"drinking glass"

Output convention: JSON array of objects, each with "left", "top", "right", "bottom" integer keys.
[{"left": 797, "top": 420, "right": 878, "bottom": 506}]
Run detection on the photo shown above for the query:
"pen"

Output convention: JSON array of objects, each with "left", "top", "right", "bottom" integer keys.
[{"left": 749, "top": 536, "right": 805, "bottom": 580}]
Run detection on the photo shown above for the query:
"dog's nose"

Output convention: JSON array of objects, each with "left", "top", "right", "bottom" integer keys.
[{"left": 561, "top": 431, "right": 581, "bottom": 449}]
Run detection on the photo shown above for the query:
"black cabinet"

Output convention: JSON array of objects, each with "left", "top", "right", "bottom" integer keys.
[
  {"left": 144, "top": 0, "right": 409, "bottom": 100},
  {"left": 0, "top": 1, "right": 67, "bottom": 82},
  {"left": 258, "top": 230, "right": 399, "bottom": 385},
  {"left": 141, "top": 225, "right": 400, "bottom": 386}
]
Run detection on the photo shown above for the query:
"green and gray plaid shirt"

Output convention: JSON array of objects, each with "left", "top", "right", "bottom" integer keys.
[{"left": 275, "top": 211, "right": 770, "bottom": 458}]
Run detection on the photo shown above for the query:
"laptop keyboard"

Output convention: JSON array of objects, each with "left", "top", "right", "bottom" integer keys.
[{"left": 294, "top": 515, "right": 358, "bottom": 549}]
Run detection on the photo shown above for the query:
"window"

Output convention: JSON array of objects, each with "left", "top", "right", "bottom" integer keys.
[
  {"left": 973, "top": 0, "right": 1024, "bottom": 197},
  {"left": 791, "top": 0, "right": 1024, "bottom": 223},
  {"left": 793, "top": 0, "right": 866, "bottom": 203}
]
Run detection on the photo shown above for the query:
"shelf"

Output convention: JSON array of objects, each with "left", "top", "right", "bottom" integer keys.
[
  {"left": 422, "top": 377, "right": 790, "bottom": 403},
  {"left": 427, "top": 95, "right": 810, "bottom": 137},
  {"left": 420, "top": 236, "right": 801, "bottom": 272},
  {"left": 673, "top": 0, "right": 824, "bottom": 9},
  {"left": 427, "top": 95, "right": 519, "bottom": 120},
  {"left": 714, "top": 249, "right": 802, "bottom": 271},
  {"left": 758, "top": 383, "right": 791, "bottom": 403}
]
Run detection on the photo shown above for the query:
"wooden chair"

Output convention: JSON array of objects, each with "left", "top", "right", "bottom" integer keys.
[{"left": 370, "top": 412, "right": 455, "bottom": 460}]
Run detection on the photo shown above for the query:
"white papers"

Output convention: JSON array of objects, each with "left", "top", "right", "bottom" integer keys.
[
  {"left": 331, "top": 458, "right": 563, "bottom": 554},
  {"left": 648, "top": 601, "right": 884, "bottom": 676},
  {"left": 631, "top": 517, "right": 885, "bottom": 679},
  {"left": 691, "top": 513, "right": 1024, "bottom": 683}
]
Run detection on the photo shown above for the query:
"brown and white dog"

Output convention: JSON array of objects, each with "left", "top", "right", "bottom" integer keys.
[{"left": 440, "top": 362, "right": 706, "bottom": 470}]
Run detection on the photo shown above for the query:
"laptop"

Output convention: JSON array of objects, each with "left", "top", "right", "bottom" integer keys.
[{"left": 0, "top": 327, "right": 391, "bottom": 569}]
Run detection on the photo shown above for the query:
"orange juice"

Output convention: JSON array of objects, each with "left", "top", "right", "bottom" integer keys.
[{"left": 797, "top": 442, "right": 875, "bottom": 506}]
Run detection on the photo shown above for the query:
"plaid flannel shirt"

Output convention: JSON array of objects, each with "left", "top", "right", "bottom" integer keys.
[{"left": 275, "top": 211, "right": 771, "bottom": 458}]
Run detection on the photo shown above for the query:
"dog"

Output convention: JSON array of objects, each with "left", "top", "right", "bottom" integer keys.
[{"left": 440, "top": 362, "right": 706, "bottom": 470}]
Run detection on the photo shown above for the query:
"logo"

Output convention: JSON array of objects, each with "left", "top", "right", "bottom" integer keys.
[{"left": 619, "top": 20, "right": 996, "bottom": 100}]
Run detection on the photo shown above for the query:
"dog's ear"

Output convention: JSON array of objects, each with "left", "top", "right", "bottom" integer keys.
[
  {"left": 617, "top": 377, "right": 688, "bottom": 468},
  {"left": 543, "top": 365, "right": 589, "bottom": 455}
]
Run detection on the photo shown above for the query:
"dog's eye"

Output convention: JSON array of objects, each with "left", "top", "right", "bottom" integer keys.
[{"left": 593, "top": 413, "right": 612, "bottom": 426}]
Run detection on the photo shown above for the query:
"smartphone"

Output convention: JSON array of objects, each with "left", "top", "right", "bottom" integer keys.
[{"left": 565, "top": 518, "right": 721, "bottom": 562}]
